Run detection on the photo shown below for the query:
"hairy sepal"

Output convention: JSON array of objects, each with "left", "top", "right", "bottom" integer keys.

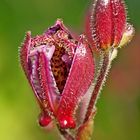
[{"left": 56, "top": 35, "right": 95, "bottom": 129}]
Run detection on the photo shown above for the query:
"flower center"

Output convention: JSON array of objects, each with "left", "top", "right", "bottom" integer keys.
[
  {"left": 50, "top": 30, "right": 76, "bottom": 93},
  {"left": 51, "top": 45, "right": 69, "bottom": 93}
]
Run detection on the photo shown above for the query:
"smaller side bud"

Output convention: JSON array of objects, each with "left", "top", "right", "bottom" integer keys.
[{"left": 89, "top": 0, "right": 126, "bottom": 50}]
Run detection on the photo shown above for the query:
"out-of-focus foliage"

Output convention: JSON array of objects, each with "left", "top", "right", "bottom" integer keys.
[{"left": 0, "top": 0, "right": 139, "bottom": 140}]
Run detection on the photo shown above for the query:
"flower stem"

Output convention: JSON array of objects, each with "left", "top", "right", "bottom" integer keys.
[
  {"left": 84, "top": 52, "right": 111, "bottom": 123},
  {"left": 58, "top": 127, "right": 75, "bottom": 140}
]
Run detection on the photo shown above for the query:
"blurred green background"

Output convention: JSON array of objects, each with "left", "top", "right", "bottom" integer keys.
[{"left": 0, "top": 0, "right": 139, "bottom": 140}]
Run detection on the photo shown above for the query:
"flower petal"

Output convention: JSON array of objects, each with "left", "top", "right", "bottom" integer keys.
[
  {"left": 37, "top": 51, "right": 60, "bottom": 113},
  {"left": 46, "top": 19, "right": 73, "bottom": 39},
  {"left": 56, "top": 35, "right": 95, "bottom": 129},
  {"left": 20, "top": 32, "right": 45, "bottom": 107},
  {"left": 20, "top": 32, "right": 53, "bottom": 127},
  {"left": 29, "top": 51, "right": 61, "bottom": 127}
]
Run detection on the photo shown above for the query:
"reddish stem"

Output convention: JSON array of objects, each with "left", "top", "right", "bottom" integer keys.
[
  {"left": 58, "top": 127, "right": 75, "bottom": 140},
  {"left": 84, "top": 52, "right": 110, "bottom": 123}
]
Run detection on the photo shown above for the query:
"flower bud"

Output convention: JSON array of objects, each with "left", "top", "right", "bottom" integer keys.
[
  {"left": 19, "top": 20, "right": 95, "bottom": 129},
  {"left": 89, "top": 0, "right": 127, "bottom": 50}
]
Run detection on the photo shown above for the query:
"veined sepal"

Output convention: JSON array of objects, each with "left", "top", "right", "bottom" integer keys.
[{"left": 56, "top": 35, "right": 95, "bottom": 129}]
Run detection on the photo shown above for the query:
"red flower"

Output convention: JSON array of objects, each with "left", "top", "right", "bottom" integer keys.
[
  {"left": 19, "top": 1, "right": 134, "bottom": 139},
  {"left": 20, "top": 20, "right": 95, "bottom": 129}
]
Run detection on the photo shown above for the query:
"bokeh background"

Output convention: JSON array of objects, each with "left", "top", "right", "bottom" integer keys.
[{"left": 0, "top": 0, "right": 139, "bottom": 140}]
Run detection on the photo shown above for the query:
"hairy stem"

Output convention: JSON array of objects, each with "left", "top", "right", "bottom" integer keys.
[
  {"left": 58, "top": 127, "right": 75, "bottom": 140},
  {"left": 84, "top": 52, "right": 111, "bottom": 123}
]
